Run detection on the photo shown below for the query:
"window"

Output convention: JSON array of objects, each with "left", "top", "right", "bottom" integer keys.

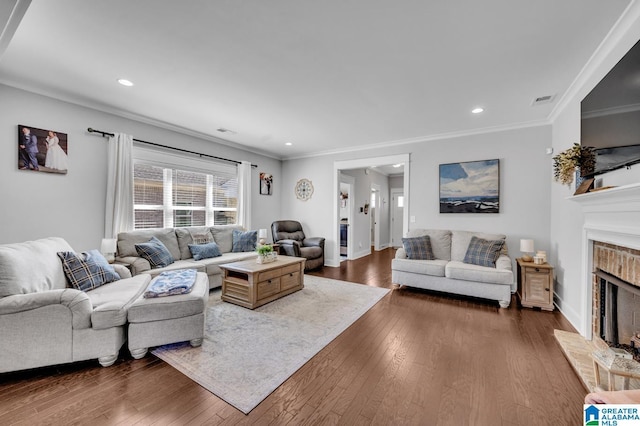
[
  {"left": 397, "top": 195, "right": 404, "bottom": 208},
  {"left": 133, "top": 154, "right": 238, "bottom": 229}
]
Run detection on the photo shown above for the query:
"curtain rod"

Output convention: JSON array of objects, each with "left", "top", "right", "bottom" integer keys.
[{"left": 87, "top": 128, "right": 258, "bottom": 168}]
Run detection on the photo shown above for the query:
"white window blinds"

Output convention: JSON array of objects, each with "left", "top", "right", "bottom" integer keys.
[{"left": 132, "top": 147, "right": 238, "bottom": 229}]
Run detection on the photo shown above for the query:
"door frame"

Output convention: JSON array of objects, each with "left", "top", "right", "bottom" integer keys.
[{"left": 330, "top": 153, "right": 410, "bottom": 267}]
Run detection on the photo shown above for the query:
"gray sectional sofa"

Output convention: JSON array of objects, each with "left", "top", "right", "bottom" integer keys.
[
  {"left": 391, "top": 229, "right": 515, "bottom": 308},
  {"left": 116, "top": 225, "right": 258, "bottom": 289},
  {"left": 0, "top": 237, "right": 208, "bottom": 373}
]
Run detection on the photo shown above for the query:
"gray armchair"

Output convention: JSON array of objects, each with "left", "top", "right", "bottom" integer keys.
[{"left": 271, "top": 220, "right": 325, "bottom": 270}]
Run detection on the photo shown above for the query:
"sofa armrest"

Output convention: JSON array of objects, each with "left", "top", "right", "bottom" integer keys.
[
  {"left": 115, "top": 256, "right": 151, "bottom": 276},
  {"left": 277, "top": 239, "right": 302, "bottom": 257},
  {"left": 495, "top": 254, "right": 512, "bottom": 271},
  {"left": 303, "top": 237, "right": 325, "bottom": 248},
  {"left": 0, "top": 289, "right": 93, "bottom": 329},
  {"left": 112, "top": 263, "right": 132, "bottom": 279},
  {"left": 395, "top": 248, "right": 407, "bottom": 259}
]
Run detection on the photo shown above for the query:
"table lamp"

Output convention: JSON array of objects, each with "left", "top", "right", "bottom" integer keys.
[
  {"left": 258, "top": 229, "right": 268, "bottom": 245},
  {"left": 520, "top": 239, "right": 534, "bottom": 262},
  {"left": 101, "top": 238, "right": 117, "bottom": 263}
]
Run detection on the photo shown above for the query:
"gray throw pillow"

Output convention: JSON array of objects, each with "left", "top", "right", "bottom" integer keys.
[
  {"left": 232, "top": 229, "right": 257, "bottom": 252},
  {"left": 58, "top": 249, "right": 121, "bottom": 291},
  {"left": 402, "top": 235, "right": 435, "bottom": 260},
  {"left": 135, "top": 237, "right": 175, "bottom": 268},
  {"left": 463, "top": 236, "right": 504, "bottom": 268}
]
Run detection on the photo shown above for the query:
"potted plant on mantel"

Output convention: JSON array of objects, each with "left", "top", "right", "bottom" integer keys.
[
  {"left": 257, "top": 244, "right": 277, "bottom": 264},
  {"left": 552, "top": 143, "right": 596, "bottom": 187}
]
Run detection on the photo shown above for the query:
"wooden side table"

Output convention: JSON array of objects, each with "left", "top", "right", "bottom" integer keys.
[{"left": 516, "top": 258, "right": 554, "bottom": 311}]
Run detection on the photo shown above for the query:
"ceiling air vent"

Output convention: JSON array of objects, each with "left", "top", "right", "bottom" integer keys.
[{"left": 531, "top": 94, "right": 555, "bottom": 106}]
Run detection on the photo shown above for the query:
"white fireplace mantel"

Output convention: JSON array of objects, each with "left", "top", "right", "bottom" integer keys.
[{"left": 570, "top": 182, "right": 640, "bottom": 338}]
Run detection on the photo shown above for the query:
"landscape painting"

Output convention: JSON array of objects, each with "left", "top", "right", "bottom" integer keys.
[{"left": 439, "top": 159, "right": 499, "bottom": 213}]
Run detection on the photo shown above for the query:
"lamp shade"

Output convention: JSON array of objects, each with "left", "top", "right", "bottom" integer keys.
[
  {"left": 258, "top": 229, "right": 268, "bottom": 239},
  {"left": 520, "top": 239, "right": 534, "bottom": 253},
  {"left": 101, "top": 238, "right": 117, "bottom": 254}
]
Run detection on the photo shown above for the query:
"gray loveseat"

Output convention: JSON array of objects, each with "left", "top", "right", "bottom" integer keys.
[
  {"left": 115, "top": 225, "right": 258, "bottom": 289},
  {"left": 0, "top": 237, "right": 208, "bottom": 373},
  {"left": 391, "top": 229, "right": 514, "bottom": 308}
]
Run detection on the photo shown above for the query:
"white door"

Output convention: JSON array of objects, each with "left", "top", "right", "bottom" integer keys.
[{"left": 391, "top": 188, "right": 404, "bottom": 247}]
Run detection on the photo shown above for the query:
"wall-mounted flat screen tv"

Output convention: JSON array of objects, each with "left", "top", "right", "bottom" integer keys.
[{"left": 581, "top": 38, "right": 640, "bottom": 177}]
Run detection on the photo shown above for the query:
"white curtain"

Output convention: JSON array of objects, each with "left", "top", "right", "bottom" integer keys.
[
  {"left": 237, "top": 161, "right": 252, "bottom": 229},
  {"left": 104, "top": 133, "right": 134, "bottom": 239}
]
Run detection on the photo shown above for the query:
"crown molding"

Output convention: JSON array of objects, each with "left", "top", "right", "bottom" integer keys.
[
  {"left": 0, "top": 79, "right": 282, "bottom": 161},
  {"left": 282, "top": 119, "right": 550, "bottom": 161},
  {"left": 548, "top": 1, "right": 640, "bottom": 123}
]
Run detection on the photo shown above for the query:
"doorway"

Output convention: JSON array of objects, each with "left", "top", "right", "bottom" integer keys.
[
  {"left": 331, "top": 154, "right": 410, "bottom": 267},
  {"left": 390, "top": 188, "right": 404, "bottom": 247}
]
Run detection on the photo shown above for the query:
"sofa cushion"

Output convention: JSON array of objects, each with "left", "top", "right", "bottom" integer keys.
[
  {"left": 462, "top": 236, "right": 504, "bottom": 268},
  {"left": 57, "top": 250, "right": 121, "bottom": 291},
  {"left": 232, "top": 229, "right": 257, "bottom": 252},
  {"left": 117, "top": 228, "right": 181, "bottom": 260},
  {"left": 402, "top": 235, "right": 435, "bottom": 260},
  {"left": 450, "top": 231, "right": 506, "bottom": 262},
  {"left": 128, "top": 273, "right": 208, "bottom": 323},
  {"left": 210, "top": 225, "right": 244, "bottom": 253},
  {"left": 85, "top": 274, "right": 150, "bottom": 329},
  {"left": 135, "top": 237, "right": 175, "bottom": 268},
  {"left": 0, "top": 237, "right": 73, "bottom": 296},
  {"left": 404, "top": 229, "right": 452, "bottom": 261},
  {"left": 445, "top": 261, "right": 513, "bottom": 285},
  {"left": 175, "top": 227, "right": 213, "bottom": 259},
  {"left": 141, "top": 259, "right": 206, "bottom": 278},
  {"left": 391, "top": 258, "right": 448, "bottom": 277},
  {"left": 188, "top": 242, "right": 222, "bottom": 261}
]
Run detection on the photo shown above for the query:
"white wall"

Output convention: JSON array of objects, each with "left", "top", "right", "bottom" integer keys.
[
  {"left": 0, "top": 84, "right": 283, "bottom": 250},
  {"left": 282, "top": 124, "right": 552, "bottom": 268},
  {"left": 550, "top": 3, "right": 640, "bottom": 334}
]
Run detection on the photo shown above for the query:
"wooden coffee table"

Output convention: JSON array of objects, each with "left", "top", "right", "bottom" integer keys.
[{"left": 220, "top": 256, "right": 306, "bottom": 309}]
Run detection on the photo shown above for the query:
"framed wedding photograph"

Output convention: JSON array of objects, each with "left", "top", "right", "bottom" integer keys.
[
  {"left": 259, "top": 172, "right": 273, "bottom": 195},
  {"left": 439, "top": 159, "right": 500, "bottom": 213},
  {"left": 18, "top": 124, "right": 68, "bottom": 174}
]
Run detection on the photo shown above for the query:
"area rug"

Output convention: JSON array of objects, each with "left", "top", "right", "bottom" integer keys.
[{"left": 151, "top": 275, "right": 390, "bottom": 414}]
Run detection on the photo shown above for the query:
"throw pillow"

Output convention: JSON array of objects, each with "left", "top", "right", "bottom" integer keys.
[
  {"left": 402, "top": 235, "right": 435, "bottom": 260},
  {"left": 463, "top": 236, "right": 504, "bottom": 268},
  {"left": 135, "top": 237, "right": 175, "bottom": 268},
  {"left": 58, "top": 249, "right": 121, "bottom": 291},
  {"left": 189, "top": 241, "right": 222, "bottom": 261},
  {"left": 190, "top": 230, "right": 213, "bottom": 245},
  {"left": 232, "top": 229, "right": 257, "bottom": 252}
]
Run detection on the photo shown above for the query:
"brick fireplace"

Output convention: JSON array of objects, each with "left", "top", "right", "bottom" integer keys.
[{"left": 555, "top": 183, "right": 640, "bottom": 391}]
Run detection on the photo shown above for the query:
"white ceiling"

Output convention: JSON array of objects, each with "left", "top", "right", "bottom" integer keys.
[{"left": 0, "top": 0, "right": 633, "bottom": 160}]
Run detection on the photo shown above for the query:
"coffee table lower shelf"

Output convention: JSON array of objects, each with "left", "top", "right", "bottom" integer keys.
[{"left": 220, "top": 256, "right": 306, "bottom": 309}]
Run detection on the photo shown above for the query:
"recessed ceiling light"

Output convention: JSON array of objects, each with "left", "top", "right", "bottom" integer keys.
[
  {"left": 471, "top": 107, "right": 484, "bottom": 114},
  {"left": 285, "top": 142, "right": 292, "bottom": 146},
  {"left": 393, "top": 163, "right": 403, "bottom": 168},
  {"left": 117, "top": 78, "right": 134, "bottom": 87}
]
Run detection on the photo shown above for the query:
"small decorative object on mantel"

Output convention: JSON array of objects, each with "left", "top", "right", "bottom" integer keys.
[
  {"left": 574, "top": 178, "right": 595, "bottom": 195},
  {"left": 257, "top": 244, "right": 277, "bottom": 264},
  {"left": 552, "top": 143, "right": 595, "bottom": 189}
]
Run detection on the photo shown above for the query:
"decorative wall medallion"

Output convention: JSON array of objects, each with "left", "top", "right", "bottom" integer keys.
[{"left": 295, "top": 178, "right": 314, "bottom": 201}]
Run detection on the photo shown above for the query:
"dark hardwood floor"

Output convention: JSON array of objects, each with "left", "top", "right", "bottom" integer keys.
[{"left": 1, "top": 248, "right": 587, "bottom": 425}]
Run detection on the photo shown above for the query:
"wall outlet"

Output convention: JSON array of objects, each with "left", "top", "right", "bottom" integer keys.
[
  {"left": 359, "top": 242, "right": 362, "bottom": 248},
  {"left": 410, "top": 216, "right": 416, "bottom": 223}
]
